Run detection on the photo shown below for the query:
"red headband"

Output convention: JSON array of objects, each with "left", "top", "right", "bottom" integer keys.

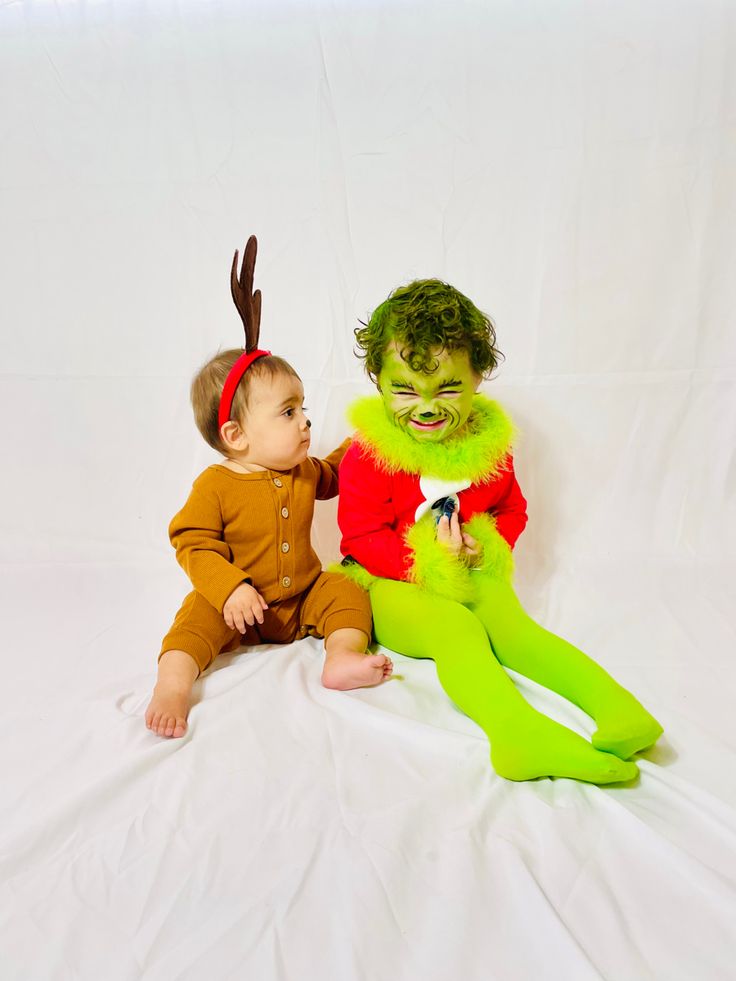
[{"left": 218, "top": 348, "right": 272, "bottom": 429}]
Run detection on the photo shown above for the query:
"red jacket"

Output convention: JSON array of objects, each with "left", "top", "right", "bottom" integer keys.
[{"left": 338, "top": 439, "right": 528, "bottom": 581}]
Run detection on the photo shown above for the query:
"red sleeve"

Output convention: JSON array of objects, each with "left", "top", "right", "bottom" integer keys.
[
  {"left": 491, "top": 456, "right": 528, "bottom": 549},
  {"left": 337, "top": 441, "right": 412, "bottom": 580}
]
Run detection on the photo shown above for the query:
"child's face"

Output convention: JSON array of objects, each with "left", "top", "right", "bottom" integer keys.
[
  {"left": 377, "top": 344, "right": 480, "bottom": 442},
  {"left": 239, "top": 372, "right": 311, "bottom": 470}
]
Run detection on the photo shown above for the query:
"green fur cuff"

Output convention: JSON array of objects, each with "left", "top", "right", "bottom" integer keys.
[
  {"left": 328, "top": 514, "right": 513, "bottom": 602},
  {"left": 464, "top": 513, "right": 514, "bottom": 583},
  {"left": 327, "top": 560, "right": 378, "bottom": 592},
  {"left": 405, "top": 516, "right": 475, "bottom": 603},
  {"left": 348, "top": 394, "right": 516, "bottom": 481}
]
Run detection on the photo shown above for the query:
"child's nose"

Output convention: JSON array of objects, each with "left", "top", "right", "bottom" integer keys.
[{"left": 419, "top": 403, "right": 439, "bottom": 417}]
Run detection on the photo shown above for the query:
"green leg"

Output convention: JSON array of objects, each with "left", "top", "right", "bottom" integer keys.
[
  {"left": 467, "top": 578, "right": 663, "bottom": 759},
  {"left": 370, "top": 578, "right": 638, "bottom": 783}
]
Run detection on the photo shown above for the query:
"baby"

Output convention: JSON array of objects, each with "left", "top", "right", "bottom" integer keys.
[{"left": 145, "top": 241, "right": 390, "bottom": 738}]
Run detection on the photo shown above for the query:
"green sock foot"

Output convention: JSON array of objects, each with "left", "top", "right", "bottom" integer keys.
[
  {"left": 591, "top": 692, "right": 663, "bottom": 759},
  {"left": 490, "top": 712, "right": 639, "bottom": 784},
  {"left": 592, "top": 718, "right": 663, "bottom": 760}
]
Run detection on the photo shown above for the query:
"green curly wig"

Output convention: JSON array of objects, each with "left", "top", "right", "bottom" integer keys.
[{"left": 354, "top": 279, "right": 503, "bottom": 382}]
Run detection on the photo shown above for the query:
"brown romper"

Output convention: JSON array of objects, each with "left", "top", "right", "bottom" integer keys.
[{"left": 160, "top": 441, "right": 372, "bottom": 674}]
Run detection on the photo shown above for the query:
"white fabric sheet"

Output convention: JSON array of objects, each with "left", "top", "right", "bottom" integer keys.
[{"left": 1, "top": 1, "right": 735, "bottom": 978}]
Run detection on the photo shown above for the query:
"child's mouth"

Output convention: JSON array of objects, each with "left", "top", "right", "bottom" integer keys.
[{"left": 409, "top": 418, "right": 446, "bottom": 431}]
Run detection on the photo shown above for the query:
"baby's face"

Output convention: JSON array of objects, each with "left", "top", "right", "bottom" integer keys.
[
  {"left": 377, "top": 344, "right": 480, "bottom": 442},
  {"left": 240, "top": 373, "right": 311, "bottom": 470}
]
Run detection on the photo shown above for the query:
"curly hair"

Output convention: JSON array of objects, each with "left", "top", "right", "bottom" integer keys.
[{"left": 354, "top": 279, "right": 503, "bottom": 382}]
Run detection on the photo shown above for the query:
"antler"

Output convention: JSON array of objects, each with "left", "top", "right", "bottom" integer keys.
[{"left": 230, "top": 235, "right": 262, "bottom": 351}]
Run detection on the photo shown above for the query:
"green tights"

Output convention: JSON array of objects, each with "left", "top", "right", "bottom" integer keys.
[{"left": 370, "top": 577, "right": 662, "bottom": 783}]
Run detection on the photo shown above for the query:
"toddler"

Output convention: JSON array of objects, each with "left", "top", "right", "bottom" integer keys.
[{"left": 337, "top": 279, "right": 662, "bottom": 783}]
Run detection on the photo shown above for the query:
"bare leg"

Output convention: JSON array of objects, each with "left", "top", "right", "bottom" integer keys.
[
  {"left": 145, "top": 650, "right": 199, "bottom": 738},
  {"left": 321, "top": 628, "right": 393, "bottom": 690}
]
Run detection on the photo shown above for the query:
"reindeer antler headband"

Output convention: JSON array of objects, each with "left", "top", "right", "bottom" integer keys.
[{"left": 218, "top": 235, "right": 272, "bottom": 429}]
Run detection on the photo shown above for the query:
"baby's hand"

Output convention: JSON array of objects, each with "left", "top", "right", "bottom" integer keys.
[
  {"left": 436, "top": 510, "right": 463, "bottom": 556},
  {"left": 223, "top": 582, "right": 268, "bottom": 633}
]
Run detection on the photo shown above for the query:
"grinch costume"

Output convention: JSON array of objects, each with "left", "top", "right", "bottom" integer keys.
[{"left": 337, "top": 392, "right": 663, "bottom": 783}]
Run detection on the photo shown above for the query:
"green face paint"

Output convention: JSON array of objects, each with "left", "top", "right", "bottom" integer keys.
[{"left": 377, "top": 345, "right": 480, "bottom": 442}]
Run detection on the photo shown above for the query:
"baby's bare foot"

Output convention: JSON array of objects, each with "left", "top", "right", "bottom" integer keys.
[
  {"left": 145, "top": 683, "right": 191, "bottom": 738},
  {"left": 322, "top": 650, "right": 393, "bottom": 691},
  {"left": 146, "top": 650, "right": 198, "bottom": 739}
]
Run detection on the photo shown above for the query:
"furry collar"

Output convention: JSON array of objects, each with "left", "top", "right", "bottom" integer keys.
[{"left": 347, "top": 393, "right": 516, "bottom": 481}]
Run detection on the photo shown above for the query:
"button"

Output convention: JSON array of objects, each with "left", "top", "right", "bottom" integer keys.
[
  {"left": 281, "top": 542, "right": 290, "bottom": 553},
  {"left": 281, "top": 507, "right": 289, "bottom": 518},
  {"left": 282, "top": 576, "right": 291, "bottom": 588},
  {"left": 273, "top": 478, "right": 283, "bottom": 487}
]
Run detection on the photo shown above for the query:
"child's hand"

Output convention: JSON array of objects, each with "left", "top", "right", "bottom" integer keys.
[
  {"left": 461, "top": 531, "right": 482, "bottom": 568},
  {"left": 436, "top": 510, "right": 463, "bottom": 556},
  {"left": 223, "top": 582, "right": 268, "bottom": 633},
  {"left": 437, "top": 513, "right": 482, "bottom": 567}
]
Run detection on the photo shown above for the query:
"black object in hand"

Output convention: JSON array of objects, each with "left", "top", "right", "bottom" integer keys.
[{"left": 432, "top": 496, "right": 456, "bottom": 525}]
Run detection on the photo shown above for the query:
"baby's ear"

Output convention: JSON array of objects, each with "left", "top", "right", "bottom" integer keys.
[{"left": 220, "top": 420, "right": 247, "bottom": 452}]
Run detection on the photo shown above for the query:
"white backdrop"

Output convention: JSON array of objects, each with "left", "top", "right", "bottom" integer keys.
[{"left": 1, "top": 2, "right": 735, "bottom": 979}]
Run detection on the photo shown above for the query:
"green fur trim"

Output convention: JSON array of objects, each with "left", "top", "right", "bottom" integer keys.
[
  {"left": 464, "top": 513, "right": 514, "bottom": 584},
  {"left": 327, "top": 560, "right": 378, "bottom": 591},
  {"left": 347, "top": 394, "right": 516, "bottom": 481},
  {"left": 405, "top": 515, "right": 476, "bottom": 603}
]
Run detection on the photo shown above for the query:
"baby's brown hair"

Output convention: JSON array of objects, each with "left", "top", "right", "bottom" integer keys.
[{"left": 191, "top": 350, "right": 300, "bottom": 454}]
